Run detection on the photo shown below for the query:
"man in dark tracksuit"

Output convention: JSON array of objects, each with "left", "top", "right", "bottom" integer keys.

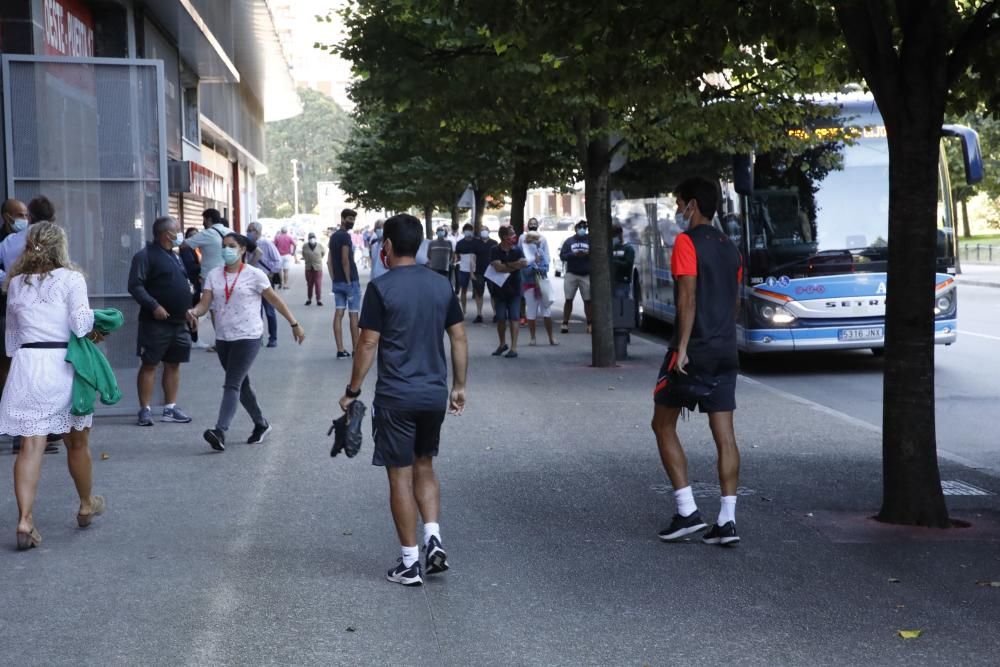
[{"left": 652, "top": 176, "right": 743, "bottom": 547}]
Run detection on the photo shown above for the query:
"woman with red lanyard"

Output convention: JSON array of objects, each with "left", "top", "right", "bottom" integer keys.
[{"left": 187, "top": 233, "right": 304, "bottom": 452}]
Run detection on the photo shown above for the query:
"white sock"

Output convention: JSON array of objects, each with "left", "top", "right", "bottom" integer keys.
[
  {"left": 674, "top": 486, "right": 697, "bottom": 517},
  {"left": 718, "top": 496, "right": 737, "bottom": 526},
  {"left": 401, "top": 545, "right": 419, "bottom": 568},
  {"left": 164, "top": 403, "right": 175, "bottom": 410},
  {"left": 423, "top": 522, "right": 440, "bottom": 547}
]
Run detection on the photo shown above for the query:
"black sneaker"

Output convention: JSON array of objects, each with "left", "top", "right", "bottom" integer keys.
[
  {"left": 203, "top": 428, "right": 226, "bottom": 452},
  {"left": 702, "top": 521, "right": 740, "bottom": 547},
  {"left": 247, "top": 422, "right": 272, "bottom": 444},
  {"left": 425, "top": 536, "right": 449, "bottom": 574},
  {"left": 336, "top": 350, "right": 351, "bottom": 359},
  {"left": 473, "top": 315, "right": 483, "bottom": 324},
  {"left": 386, "top": 559, "right": 423, "bottom": 586},
  {"left": 657, "top": 510, "right": 708, "bottom": 542}
]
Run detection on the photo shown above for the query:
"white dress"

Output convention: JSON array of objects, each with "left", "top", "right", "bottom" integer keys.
[{"left": 0, "top": 268, "right": 95, "bottom": 435}]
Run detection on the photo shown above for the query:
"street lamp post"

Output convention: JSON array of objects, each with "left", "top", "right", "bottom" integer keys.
[{"left": 290, "top": 158, "right": 300, "bottom": 215}]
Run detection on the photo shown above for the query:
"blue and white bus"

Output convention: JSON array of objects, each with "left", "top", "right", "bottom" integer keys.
[{"left": 619, "top": 93, "right": 985, "bottom": 354}]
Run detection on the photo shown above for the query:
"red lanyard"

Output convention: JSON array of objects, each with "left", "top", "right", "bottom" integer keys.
[{"left": 223, "top": 263, "right": 244, "bottom": 304}]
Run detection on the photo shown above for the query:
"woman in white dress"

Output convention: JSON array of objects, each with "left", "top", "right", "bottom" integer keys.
[
  {"left": 187, "top": 233, "right": 305, "bottom": 452},
  {"left": 0, "top": 222, "right": 106, "bottom": 550}
]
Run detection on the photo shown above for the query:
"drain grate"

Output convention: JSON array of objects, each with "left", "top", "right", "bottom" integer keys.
[{"left": 941, "top": 480, "right": 993, "bottom": 496}]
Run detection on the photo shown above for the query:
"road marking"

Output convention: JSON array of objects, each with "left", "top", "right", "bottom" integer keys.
[
  {"left": 738, "top": 374, "right": 1000, "bottom": 479},
  {"left": 959, "top": 330, "right": 1000, "bottom": 341},
  {"left": 941, "top": 480, "right": 993, "bottom": 496}
]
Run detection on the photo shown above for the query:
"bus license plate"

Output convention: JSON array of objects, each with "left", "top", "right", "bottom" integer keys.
[{"left": 838, "top": 327, "right": 883, "bottom": 341}]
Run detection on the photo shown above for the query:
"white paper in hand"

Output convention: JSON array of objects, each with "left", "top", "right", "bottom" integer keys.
[{"left": 484, "top": 265, "right": 509, "bottom": 287}]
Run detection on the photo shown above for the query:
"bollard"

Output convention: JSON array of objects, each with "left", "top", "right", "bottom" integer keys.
[
  {"left": 612, "top": 296, "right": 635, "bottom": 361},
  {"left": 614, "top": 329, "right": 629, "bottom": 360}
]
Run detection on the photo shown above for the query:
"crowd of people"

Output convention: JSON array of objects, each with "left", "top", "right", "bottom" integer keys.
[{"left": 2, "top": 177, "right": 743, "bottom": 584}]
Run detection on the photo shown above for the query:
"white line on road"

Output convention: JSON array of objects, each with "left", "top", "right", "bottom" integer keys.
[
  {"left": 959, "top": 330, "right": 1000, "bottom": 341},
  {"left": 739, "top": 374, "right": 1000, "bottom": 478}
]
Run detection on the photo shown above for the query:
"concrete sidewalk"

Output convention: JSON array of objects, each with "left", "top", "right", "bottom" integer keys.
[
  {"left": 957, "top": 262, "right": 1000, "bottom": 288},
  {"left": 1, "top": 270, "right": 998, "bottom": 666}
]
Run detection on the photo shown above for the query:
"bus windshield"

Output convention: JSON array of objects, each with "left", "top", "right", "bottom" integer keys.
[{"left": 748, "top": 131, "right": 890, "bottom": 279}]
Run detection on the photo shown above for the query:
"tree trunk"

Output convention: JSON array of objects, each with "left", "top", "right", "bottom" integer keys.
[
  {"left": 961, "top": 197, "right": 971, "bottom": 238},
  {"left": 510, "top": 160, "right": 530, "bottom": 235},
  {"left": 424, "top": 204, "right": 434, "bottom": 239},
  {"left": 451, "top": 204, "right": 461, "bottom": 232},
  {"left": 473, "top": 188, "right": 487, "bottom": 230},
  {"left": 583, "top": 110, "right": 616, "bottom": 367}
]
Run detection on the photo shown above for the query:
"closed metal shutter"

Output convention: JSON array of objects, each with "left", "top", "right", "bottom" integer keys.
[{"left": 182, "top": 194, "right": 206, "bottom": 233}]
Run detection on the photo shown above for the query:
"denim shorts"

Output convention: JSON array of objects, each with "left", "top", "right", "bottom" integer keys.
[{"left": 332, "top": 281, "right": 362, "bottom": 312}]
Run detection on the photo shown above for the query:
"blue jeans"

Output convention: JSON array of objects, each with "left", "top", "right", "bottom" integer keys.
[
  {"left": 262, "top": 299, "right": 277, "bottom": 343},
  {"left": 333, "top": 280, "right": 362, "bottom": 312},
  {"left": 214, "top": 339, "right": 265, "bottom": 432}
]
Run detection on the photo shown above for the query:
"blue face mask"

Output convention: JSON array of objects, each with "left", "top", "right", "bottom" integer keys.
[
  {"left": 12, "top": 218, "right": 28, "bottom": 233},
  {"left": 172, "top": 231, "right": 183, "bottom": 247},
  {"left": 375, "top": 229, "right": 383, "bottom": 240},
  {"left": 221, "top": 247, "right": 240, "bottom": 265},
  {"left": 464, "top": 231, "right": 473, "bottom": 239},
  {"left": 577, "top": 228, "right": 588, "bottom": 238},
  {"left": 437, "top": 231, "right": 446, "bottom": 239}
]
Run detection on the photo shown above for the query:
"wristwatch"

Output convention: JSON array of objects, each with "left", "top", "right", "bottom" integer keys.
[{"left": 345, "top": 384, "right": 361, "bottom": 398}]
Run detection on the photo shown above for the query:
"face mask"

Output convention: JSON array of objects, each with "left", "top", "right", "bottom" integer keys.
[
  {"left": 11, "top": 218, "right": 28, "bottom": 233},
  {"left": 308, "top": 239, "right": 316, "bottom": 247},
  {"left": 247, "top": 231, "right": 258, "bottom": 241},
  {"left": 221, "top": 247, "right": 240, "bottom": 266},
  {"left": 437, "top": 231, "right": 446, "bottom": 239},
  {"left": 577, "top": 228, "right": 588, "bottom": 238},
  {"left": 380, "top": 246, "right": 390, "bottom": 269},
  {"left": 480, "top": 231, "right": 489, "bottom": 240},
  {"left": 528, "top": 224, "right": 538, "bottom": 232},
  {"left": 375, "top": 229, "right": 383, "bottom": 239},
  {"left": 463, "top": 230, "right": 473, "bottom": 239},
  {"left": 675, "top": 204, "right": 693, "bottom": 231},
  {"left": 172, "top": 231, "right": 184, "bottom": 247},
  {"left": 613, "top": 237, "right": 622, "bottom": 246}
]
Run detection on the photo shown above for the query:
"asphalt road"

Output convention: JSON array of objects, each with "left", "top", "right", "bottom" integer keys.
[{"left": 733, "top": 282, "right": 1000, "bottom": 476}]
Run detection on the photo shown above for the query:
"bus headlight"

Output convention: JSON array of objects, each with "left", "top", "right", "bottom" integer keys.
[
  {"left": 752, "top": 297, "right": 796, "bottom": 327},
  {"left": 934, "top": 291, "right": 955, "bottom": 316},
  {"left": 772, "top": 307, "right": 796, "bottom": 324}
]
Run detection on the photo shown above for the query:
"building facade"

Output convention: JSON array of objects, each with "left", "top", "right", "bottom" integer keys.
[{"left": 0, "top": 0, "right": 298, "bottom": 404}]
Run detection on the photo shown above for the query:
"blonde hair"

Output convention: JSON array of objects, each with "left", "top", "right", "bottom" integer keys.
[{"left": 6, "top": 222, "right": 76, "bottom": 288}]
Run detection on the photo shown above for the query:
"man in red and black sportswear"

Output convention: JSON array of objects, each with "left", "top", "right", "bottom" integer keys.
[{"left": 652, "top": 176, "right": 743, "bottom": 547}]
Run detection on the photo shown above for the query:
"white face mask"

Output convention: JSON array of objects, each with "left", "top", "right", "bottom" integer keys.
[
  {"left": 480, "top": 231, "right": 489, "bottom": 239},
  {"left": 675, "top": 203, "right": 694, "bottom": 230}
]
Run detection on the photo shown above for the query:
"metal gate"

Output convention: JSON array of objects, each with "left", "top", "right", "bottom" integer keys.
[{"left": 2, "top": 55, "right": 167, "bottom": 413}]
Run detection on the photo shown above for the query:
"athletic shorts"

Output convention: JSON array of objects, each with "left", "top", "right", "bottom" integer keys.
[
  {"left": 457, "top": 271, "right": 472, "bottom": 290},
  {"left": 471, "top": 274, "right": 486, "bottom": 297},
  {"left": 281, "top": 255, "right": 292, "bottom": 270},
  {"left": 564, "top": 272, "right": 591, "bottom": 300},
  {"left": 372, "top": 405, "right": 446, "bottom": 467},
  {"left": 653, "top": 349, "right": 738, "bottom": 413},
  {"left": 137, "top": 319, "right": 192, "bottom": 365},
  {"left": 332, "top": 280, "right": 362, "bottom": 312},
  {"left": 493, "top": 293, "right": 522, "bottom": 322}
]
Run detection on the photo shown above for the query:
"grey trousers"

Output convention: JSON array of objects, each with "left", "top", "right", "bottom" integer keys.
[{"left": 214, "top": 338, "right": 265, "bottom": 432}]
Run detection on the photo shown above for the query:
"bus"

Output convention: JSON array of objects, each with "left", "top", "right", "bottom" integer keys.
[{"left": 621, "top": 93, "right": 985, "bottom": 354}]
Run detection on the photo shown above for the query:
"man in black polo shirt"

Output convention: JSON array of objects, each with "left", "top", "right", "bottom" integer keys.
[
  {"left": 128, "top": 216, "right": 194, "bottom": 427},
  {"left": 470, "top": 227, "right": 496, "bottom": 323},
  {"left": 487, "top": 226, "right": 527, "bottom": 358},
  {"left": 339, "top": 214, "right": 468, "bottom": 586},
  {"left": 652, "top": 176, "right": 743, "bottom": 547}
]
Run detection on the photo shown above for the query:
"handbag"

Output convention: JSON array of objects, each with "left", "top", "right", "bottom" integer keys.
[{"left": 537, "top": 273, "right": 553, "bottom": 307}]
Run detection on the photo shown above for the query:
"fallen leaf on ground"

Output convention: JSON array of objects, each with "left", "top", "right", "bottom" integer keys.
[
  {"left": 888, "top": 578, "right": 901, "bottom": 583},
  {"left": 760, "top": 496, "right": 773, "bottom": 502},
  {"left": 975, "top": 580, "right": 1000, "bottom": 588},
  {"left": 898, "top": 630, "right": 922, "bottom": 639},
  {"left": 346, "top": 626, "right": 356, "bottom": 632},
  {"left": 100, "top": 453, "right": 109, "bottom": 460},
  {"left": 608, "top": 386, "right": 616, "bottom": 391},
  {"left": 342, "top": 530, "right": 352, "bottom": 536}
]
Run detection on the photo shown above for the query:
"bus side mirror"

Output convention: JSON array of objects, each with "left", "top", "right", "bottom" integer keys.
[
  {"left": 942, "top": 125, "right": 984, "bottom": 185},
  {"left": 733, "top": 153, "right": 754, "bottom": 195}
]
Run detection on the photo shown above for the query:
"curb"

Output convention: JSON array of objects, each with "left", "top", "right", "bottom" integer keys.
[{"left": 957, "top": 278, "right": 1000, "bottom": 289}]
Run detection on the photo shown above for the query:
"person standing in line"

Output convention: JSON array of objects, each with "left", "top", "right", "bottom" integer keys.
[
  {"left": 1, "top": 222, "right": 108, "bottom": 549},
  {"left": 368, "top": 220, "right": 388, "bottom": 281},
  {"left": 301, "top": 232, "right": 327, "bottom": 306},
  {"left": 447, "top": 225, "right": 463, "bottom": 292},
  {"left": 487, "top": 226, "right": 527, "bottom": 358},
  {"left": 610, "top": 223, "right": 636, "bottom": 298},
  {"left": 187, "top": 233, "right": 305, "bottom": 452},
  {"left": 0, "top": 199, "right": 28, "bottom": 405},
  {"left": 521, "top": 231, "right": 558, "bottom": 346},
  {"left": 246, "top": 222, "right": 283, "bottom": 347},
  {"left": 453, "top": 223, "right": 479, "bottom": 316},
  {"left": 427, "top": 226, "right": 454, "bottom": 277},
  {"left": 559, "top": 220, "right": 592, "bottom": 334},
  {"left": 128, "top": 216, "right": 194, "bottom": 427},
  {"left": 183, "top": 209, "right": 229, "bottom": 352},
  {"left": 273, "top": 227, "right": 297, "bottom": 290},
  {"left": 652, "top": 176, "right": 742, "bottom": 547},
  {"left": 470, "top": 227, "right": 495, "bottom": 324},
  {"left": 338, "top": 213, "right": 467, "bottom": 586},
  {"left": 328, "top": 208, "right": 361, "bottom": 360},
  {"left": 361, "top": 227, "right": 373, "bottom": 270},
  {"left": 0, "top": 196, "right": 64, "bottom": 455},
  {"left": 179, "top": 227, "right": 202, "bottom": 306}
]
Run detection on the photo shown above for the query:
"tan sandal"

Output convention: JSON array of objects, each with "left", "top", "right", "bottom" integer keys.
[
  {"left": 16, "top": 527, "right": 41, "bottom": 551},
  {"left": 77, "top": 495, "right": 106, "bottom": 528}
]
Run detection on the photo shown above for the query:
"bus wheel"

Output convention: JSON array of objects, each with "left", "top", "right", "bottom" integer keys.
[
  {"left": 870, "top": 347, "right": 885, "bottom": 357},
  {"left": 634, "top": 282, "right": 647, "bottom": 330}
]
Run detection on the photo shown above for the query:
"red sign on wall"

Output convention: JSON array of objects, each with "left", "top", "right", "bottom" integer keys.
[{"left": 43, "top": 0, "right": 95, "bottom": 57}]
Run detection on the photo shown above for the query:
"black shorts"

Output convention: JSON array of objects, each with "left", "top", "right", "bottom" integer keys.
[
  {"left": 653, "top": 349, "right": 738, "bottom": 413},
  {"left": 471, "top": 274, "right": 486, "bottom": 297},
  {"left": 372, "top": 406, "right": 445, "bottom": 467},
  {"left": 137, "top": 319, "right": 192, "bottom": 365}
]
